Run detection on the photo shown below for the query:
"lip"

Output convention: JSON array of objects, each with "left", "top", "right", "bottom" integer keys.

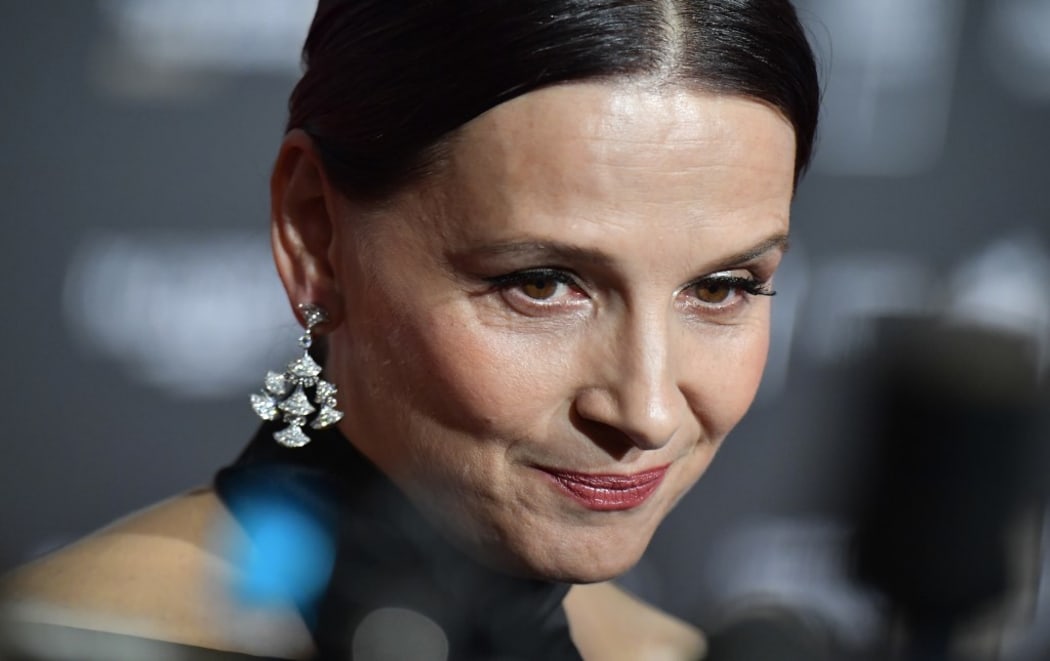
[{"left": 537, "top": 465, "right": 669, "bottom": 511}]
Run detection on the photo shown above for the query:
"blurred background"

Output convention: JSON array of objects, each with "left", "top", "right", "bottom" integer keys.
[{"left": 2, "top": 1, "right": 1048, "bottom": 658}]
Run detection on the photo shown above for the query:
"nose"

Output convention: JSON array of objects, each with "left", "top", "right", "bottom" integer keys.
[{"left": 573, "top": 310, "right": 683, "bottom": 451}]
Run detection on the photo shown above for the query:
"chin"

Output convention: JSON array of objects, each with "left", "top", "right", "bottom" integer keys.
[
  {"left": 537, "top": 553, "right": 643, "bottom": 585},
  {"left": 504, "top": 531, "right": 651, "bottom": 584},
  {"left": 564, "top": 561, "right": 640, "bottom": 584}
]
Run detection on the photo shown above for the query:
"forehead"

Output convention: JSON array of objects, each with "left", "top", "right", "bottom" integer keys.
[
  {"left": 450, "top": 83, "right": 792, "bottom": 203},
  {"left": 383, "top": 83, "right": 796, "bottom": 262}
]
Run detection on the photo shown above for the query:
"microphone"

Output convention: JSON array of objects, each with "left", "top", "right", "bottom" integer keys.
[{"left": 848, "top": 316, "right": 1045, "bottom": 659}]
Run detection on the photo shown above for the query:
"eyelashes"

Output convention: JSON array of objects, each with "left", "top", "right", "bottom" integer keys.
[{"left": 483, "top": 267, "right": 775, "bottom": 314}]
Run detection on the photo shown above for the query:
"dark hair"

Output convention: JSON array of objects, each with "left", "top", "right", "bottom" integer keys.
[{"left": 289, "top": 0, "right": 819, "bottom": 199}]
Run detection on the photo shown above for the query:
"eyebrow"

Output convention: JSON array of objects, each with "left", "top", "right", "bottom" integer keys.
[
  {"left": 706, "top": 233, "right": 791, "bottom": 272},
  {"left": 466, "top": 241, "right": 615, "bottom": 266},
  {"left": 463, "top": 233, "right": 790, "bottom": 271}
]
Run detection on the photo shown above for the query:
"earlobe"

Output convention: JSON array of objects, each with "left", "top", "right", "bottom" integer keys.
[{"left": 270, "top": 129, "right": 344, "bottom": 329}]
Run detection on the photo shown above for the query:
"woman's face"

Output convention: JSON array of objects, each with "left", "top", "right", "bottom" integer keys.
[{"left": 325, "top": 83, "right": 796, "bottom": 582}]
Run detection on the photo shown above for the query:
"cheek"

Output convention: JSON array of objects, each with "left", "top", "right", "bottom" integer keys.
[
  {"left": 668, "top": 321, "right": 770, "bottom": 501},
  {"left": 382, "top": 305, "right": 580, "bottom": 437},
  {"left": 690, "top": 319, "right": 771, "bottom": 440}
]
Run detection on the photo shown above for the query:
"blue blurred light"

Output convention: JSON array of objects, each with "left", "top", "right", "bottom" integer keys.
[{"left": 231, "top": 499, "right": 336, "bottom": 610}]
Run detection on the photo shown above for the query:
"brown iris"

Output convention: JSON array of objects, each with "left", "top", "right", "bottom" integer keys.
[
  {"left": 520, "top": 277, "right": 559, "bottom": 300},
  {"left": 694, "top": 281, "right": 732, "bottom": 304}
]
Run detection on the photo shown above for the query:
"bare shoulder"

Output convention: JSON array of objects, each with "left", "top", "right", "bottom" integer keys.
[
  {"left": 2, "top": 496, "right": 702, "bottom": 660},
  {"left": 0, "top": 488, "right": 313, "bottom": 659},
  {"left": 565, "top": 581, "right": 707, "bottom": 661}
]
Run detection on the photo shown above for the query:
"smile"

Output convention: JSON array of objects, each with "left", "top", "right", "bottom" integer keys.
[{"left": 538, "top": 466, "right": 669, "bottom": 511}]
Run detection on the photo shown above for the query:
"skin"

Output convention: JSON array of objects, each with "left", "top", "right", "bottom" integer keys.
[{"left": 272, "top": 81, "right": 797, "bottom": 583}]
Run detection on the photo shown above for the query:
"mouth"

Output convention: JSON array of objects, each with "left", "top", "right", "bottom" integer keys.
[{"left": 537, "top": 465, "right": 669, "bottom": 511}]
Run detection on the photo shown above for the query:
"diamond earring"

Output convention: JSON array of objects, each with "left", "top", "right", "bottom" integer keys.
[{"left": 250, "top": 303, "right": 344, "bottom": 447}]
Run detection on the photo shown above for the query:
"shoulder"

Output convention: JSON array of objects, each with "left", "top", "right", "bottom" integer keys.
[
  {"left": 2, "top": 493, "right": 703, "bottom": 660},
  {"left": 0, "top": 488, "right": 313, "bottom": 660},
  {"left": 565, "top": 581, "right": 707, "bottom": 661}
]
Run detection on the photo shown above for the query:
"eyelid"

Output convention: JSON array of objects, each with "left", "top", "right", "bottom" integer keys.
[
  {"left": 688, "top": 271, "right": 776, "bottom": 297},
  {"left": 483, "top": 267, "right": 580, "bottom": 289}
]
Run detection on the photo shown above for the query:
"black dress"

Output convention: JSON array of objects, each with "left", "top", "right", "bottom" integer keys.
[{"left": 215, "top": 422, "right": 583, "bottom": 661}]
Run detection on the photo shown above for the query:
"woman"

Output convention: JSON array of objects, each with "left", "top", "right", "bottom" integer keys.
[{"left": 2, "top": 0, "right": 819, "bottom": 658}]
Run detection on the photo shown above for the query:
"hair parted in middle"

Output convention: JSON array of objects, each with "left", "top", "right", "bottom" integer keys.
[{"left": 288, "top": 0, "right": 820, "bottom": 200}]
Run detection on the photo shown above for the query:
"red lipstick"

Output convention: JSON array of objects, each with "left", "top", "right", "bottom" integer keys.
[{"left": 539, "top": 466, "right": 668, "bottom": 511}]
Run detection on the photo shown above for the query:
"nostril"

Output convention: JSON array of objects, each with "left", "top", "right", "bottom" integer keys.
[
  {"left": 568, "top": 413, "right": 644, "bottom": 461},
  {"left": 571, "top": 388, "right": 678, "bottom": 457}
]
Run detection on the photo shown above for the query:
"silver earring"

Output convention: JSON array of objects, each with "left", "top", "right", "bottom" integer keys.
[{"left": 250, "top": 303, "right": 344, "bottom": 447}]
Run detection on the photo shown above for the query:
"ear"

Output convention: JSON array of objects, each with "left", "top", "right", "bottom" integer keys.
[{"left": 270, "top": 129, "right": 344, "bottom": 329}]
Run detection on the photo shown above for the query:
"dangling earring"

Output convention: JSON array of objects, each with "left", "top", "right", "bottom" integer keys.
[{"left": 250, "top": 303, "right": 344, "bottom": 447}]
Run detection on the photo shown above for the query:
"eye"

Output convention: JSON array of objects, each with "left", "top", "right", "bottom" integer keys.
[
  {"left": 693, "top": 280, "right": 734, "bottom": 304},
  {"left": 684, "top": 273, "right": 775, "bottom": 311},
  {"left": 484, "top": 268, "right": 586, "bottom": 312}
]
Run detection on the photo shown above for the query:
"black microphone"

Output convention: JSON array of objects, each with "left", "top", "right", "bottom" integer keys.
[{"left": 848, "top": 316, "right": 1044, "bottom": 660}]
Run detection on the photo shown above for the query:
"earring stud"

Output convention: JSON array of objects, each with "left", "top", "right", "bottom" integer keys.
[{"left": 250, "top": 303, "right": 344, "bottom": 447}]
